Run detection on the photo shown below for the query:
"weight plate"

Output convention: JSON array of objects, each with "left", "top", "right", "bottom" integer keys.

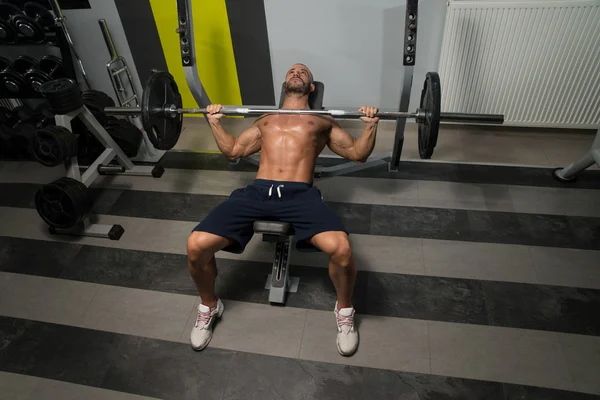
[
  {"left": 0, "top": 69, "right": 25, "bottom": 94},
  {"left": 142, "top": 71, "right": 183, "bottom": 150},
  {"left": 40, "top": 55, "right": 64, "bottom": 77},
  {"left": 25, "top": 69, "right": 52, "bottom": 91},
  {"left": 39, "top": 78, "right": 83, "bottom": 114},
  {"left": 13, "top": 55, "right": 38, "bottom": 73},
  {"left": 0, "top": 17, "right": 18, "bottom": 44},
  {"left": 24, "top": 2, "right": 54, "bottom": 27},
  {"left": 418, "top": 71, "right": 441, "bottom": 159},
  {"left": 10, "top": 122, "right": 35, "bottom": 159},
  {"left": 11, "top": 13, "right": 46, "bottom": 43},
  {"left": 35, "top": 177, "right": 91, "bottom": 229},
  {"left": 105, "top": 119, "right": 142, "bottom": 158},
  {"left": 31, "top": 125, "right": 77, "bottom": 167}
]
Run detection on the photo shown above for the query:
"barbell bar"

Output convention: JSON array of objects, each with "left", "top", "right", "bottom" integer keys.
[{"left": 103, "top": 105, "right": 505, "bottom": 124}]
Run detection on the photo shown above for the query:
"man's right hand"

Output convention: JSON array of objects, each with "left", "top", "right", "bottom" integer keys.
[{"left": 206, "top": 104, "right": 225, "bottom": 120}]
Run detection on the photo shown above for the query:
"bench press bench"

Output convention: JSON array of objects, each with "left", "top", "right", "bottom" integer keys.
[{"left": 252, "top": 80, "right": 325, "bottom": 304}]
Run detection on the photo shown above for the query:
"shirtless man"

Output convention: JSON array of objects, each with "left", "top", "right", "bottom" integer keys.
[{"left": 187, "top": 63, "right": 379, "bottom": 356}]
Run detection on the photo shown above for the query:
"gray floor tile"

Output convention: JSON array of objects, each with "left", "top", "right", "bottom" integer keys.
[
  {"left": 366, "top": 272, "right": 488, "bottom": 324},
  {"left": 349, "top": 234, "right": 424, "bottom": 275},
  {"left": 423, "top": 240, "right": 536, "bottom": 283},
  {"left": 508, "top": 186, "right": 600, "bottom": 218},
  {"left": 103, "top": 337, "right": 236, "bottom": 400},
  {"left": 429, "top": 321, "right": 575, "bottom": 391},
  {"left": 0, "top": 237, "right": 81, "bottom": 278},
  {"left": 81, "top": 285, "right": 196, "bottom": 342},
  {"left": 558, "top": 333, "right": 600, "bottom": 395},
  {"left": 30, "top": 379, "right": 160, "bottom": 400},
  {"left": 0, "top": 318, "right": 126, "bottom": 388},
  {"left": 0, "top": 161, "right": 63, "bottom": 184},
  {"left": 530, "top": 247, "right": 600, "bottom": 289},
  {"left": 0, "top": 274, "right": 99, "bottom": 326},
  {"left": 299, "top": 310, "right": 430, "bottom": 373},
  {"left": 0, "top": 371, "right": 40, "bottom": 400},
  {"left": 0, "top": 271, "right": 13, "bottom": 290},
  {"left": 180, "top": 299, "right": 307, "bottom": 358},
  {"left": 460, "top": 131, "right": 550, "bottom": 165},
  {"left": 484, "top": 281, "right": 600, "bottom": 335}
]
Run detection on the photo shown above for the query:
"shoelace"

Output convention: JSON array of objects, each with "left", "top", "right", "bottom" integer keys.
[
  {"left": 195, "top": 310, "right": 213, "bottom": 328},
  {"left": 336, "top": 312, "right": 354, "bottom": 327}
]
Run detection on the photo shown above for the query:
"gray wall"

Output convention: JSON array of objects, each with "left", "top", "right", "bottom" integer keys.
[
  {"left": 60, "top": 0, "right": 144, "bottom": 105},
  {"left": 263, "top": 0, "right": 447, "bottom": 111}
]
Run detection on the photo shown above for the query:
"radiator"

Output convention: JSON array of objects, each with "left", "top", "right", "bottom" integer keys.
[{"left": 438, "top": 0, "right": 600, "bottom": 129}]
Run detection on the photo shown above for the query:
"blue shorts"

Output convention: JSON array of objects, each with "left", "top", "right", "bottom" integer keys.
[{"left": 192, "top": 179, "right": 348, "bottom": 253}]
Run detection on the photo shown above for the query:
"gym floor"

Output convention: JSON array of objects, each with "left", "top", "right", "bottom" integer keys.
[{"left": 1, "top": 119, "right": 599, "bottom": 399}]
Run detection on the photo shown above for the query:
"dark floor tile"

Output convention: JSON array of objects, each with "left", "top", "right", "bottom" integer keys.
[
  {"left": 371, "top": 205, "right": 472, "bottom": 241},
  {"left": 0, "top": 236, "right": 82, "bottom": 278},
  {"left": 87, "top": 187, "right": 124, "bottom": 215},
  {"left": 327, "top": 202, "right": 372, "bottom": 235},
  {"left": 569, "top": 217, "right": 600, "bottom": 250},
  {"left": 366, "top": 273, "right": 489, "bottom": 324},
  {"left": 484, "top": 281, "right": 600, "bottom": 335},
  {"left": 158, "top": 152, "right": 258, "bottom": 172},
  {"left": 108, "top": 190, "right": 228, "bottom": 221},
  {"left": 104, "top": 336, "right": 235, "bottom": 400},
  {"left": 61, "top": 246, "right": 186, "bottom": 289},
  {"left": 0, "top": 318, "right": 124, "bottom": 387},
  {"left": 223, "top": 352, "right": 505, "bottom": 400},
  {"left": 0, "top": 183, "right": 38, "bottom": 208},
  {"left": 503, "top": 383, "right": 600, "bottom": 399}
]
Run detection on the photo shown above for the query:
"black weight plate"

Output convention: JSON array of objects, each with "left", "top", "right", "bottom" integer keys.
[
  {"left": 24, "top": 2, "right": 54, "bottom": 27},
  {"left": 142, "top": 71, "right": 183, "bottom": 150},
  {"left": 0, "top": 17, "right": 18, "bottom": 44},
  {"left": 418, "top": 71, "right": 441, "bottom": 159},
  {"left": 11, "top": 13, "right": 45, "bottom": 43},
  {"left": 0, "top": 69, "right": 24, "bottom": 94},
  {"left": 31, "top": 126, "right": 77, "bottom": 166},
  {"left": 35, "top": 177, "right": 91, "bottom": 229},
  {"left": 13, "top": 55, "right": 38, "bottom": 73},
  {"left": 7, "top": 105, "right": 34, "bottom": 127},
  {"left": 39, "top": 55, "right": 64, "bottom": 77},
  {"left": 106, "top": 120, "right": 142, "bottom": 158},
  {"left": 39, "top": 77, "right": 75, "bottom": 95},
  {"left": 82, "top": 89, "right": 115, "bottom": 108},
  {"left": 10, "top": 122, "right": 35, "bottom": 158},
  {"left": 25, "top": 69, "right": 52, "bottom": 91}
]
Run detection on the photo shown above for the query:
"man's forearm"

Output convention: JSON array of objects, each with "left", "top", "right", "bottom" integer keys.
[
  {"left": 353, "top": 122, "right": 378, "bottom": 162},
  {"left": 209, "top": 120, "right": 236, "bottom": 157}
]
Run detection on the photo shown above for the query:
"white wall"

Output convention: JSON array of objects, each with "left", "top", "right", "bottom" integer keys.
[{"left": 263, "top": 0, "right": 447, "bottom": 111}]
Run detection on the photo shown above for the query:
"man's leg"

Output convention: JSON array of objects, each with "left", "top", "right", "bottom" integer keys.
[
  {"left": 187, "top": 231, "right": 232, "bottom": 308},
  {"left": 309, "top": 231, "right": 357, "bottom": 309},
  {"left": 309, "top": 231, "right": 359, "bottom": 357}
]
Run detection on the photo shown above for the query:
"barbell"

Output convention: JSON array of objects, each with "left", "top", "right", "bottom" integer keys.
[{"left": 41, "top": 70, "right": 505, "bottom": 158}]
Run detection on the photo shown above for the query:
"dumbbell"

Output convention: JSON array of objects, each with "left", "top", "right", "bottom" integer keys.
[
  {"left": 27, "top": 55, "right": 66, "bottom": 92},
  {"left": 11, "top": 2, "right": 55, "bottom": 44},
  {"left": 0, "top": 56, "right": 26, "bottom": 95},
  {"left": 0, "top": 3, "right": 21, "bottom": 44}
]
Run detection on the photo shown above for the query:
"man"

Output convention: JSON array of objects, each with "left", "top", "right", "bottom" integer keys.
[{"left": 187, "top": 63, "right": 379, "bottom": 356}]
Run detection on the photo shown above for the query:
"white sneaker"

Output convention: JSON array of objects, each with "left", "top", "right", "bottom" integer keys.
[
  {"left": 334, "top": 302, "right": 359, "bottom": 356},
  {"left": 190, "top": 297, "right": 224, "bottom": 351}
]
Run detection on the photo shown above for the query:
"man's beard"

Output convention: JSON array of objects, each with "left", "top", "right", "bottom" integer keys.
[{"left": 283, "top": 78, "right": 310, "bottom": 95}]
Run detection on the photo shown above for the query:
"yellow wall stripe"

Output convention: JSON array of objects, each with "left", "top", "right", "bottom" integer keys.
[{"left": 148, "top": 0, "right": 242, "bottom": 112}]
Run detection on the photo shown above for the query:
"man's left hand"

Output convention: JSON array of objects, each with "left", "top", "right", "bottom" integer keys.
[{"left": 359, "top": 106, "right": 379, "bottom": 123}]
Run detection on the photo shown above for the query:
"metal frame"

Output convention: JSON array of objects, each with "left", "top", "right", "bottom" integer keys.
[
  {"left": 45, "top": 106, "right": 163, "bottom": 240},
  {"left": 553, "top": 129, "right": 600, "bottom": 181},
  {"left": 261, "top": 232, "right": 300, "bottom": 304}
]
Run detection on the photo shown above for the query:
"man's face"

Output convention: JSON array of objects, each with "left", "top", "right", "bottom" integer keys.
[{"left": 283, "top": 64, "right": 313, "bottom": 95}]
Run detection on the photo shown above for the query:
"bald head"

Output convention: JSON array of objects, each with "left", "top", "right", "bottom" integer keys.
[{"left": 283, "top": 63, "right": 314, "bottom": 96}]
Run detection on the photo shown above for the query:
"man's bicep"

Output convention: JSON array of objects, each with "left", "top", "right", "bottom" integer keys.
[
  {"left": 231, "top": 124, "right": 261, "bottom": 158},
  {"left": 327, "top": 123, "right": 357, "bottom": 159}
]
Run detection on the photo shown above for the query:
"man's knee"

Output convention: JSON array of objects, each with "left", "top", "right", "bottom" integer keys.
[
  {"left": 187, "top": 231, "right": 229, "bottom": 262},
  {"left": 331, "top": 238, "right": 353, "bottom": 268},
  {"left": 313, "top": 232, "right": 353, "bottom": 268}
]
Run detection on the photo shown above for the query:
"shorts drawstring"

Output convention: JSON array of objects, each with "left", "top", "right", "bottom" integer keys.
[{"left": 268, "top": 184, "right": 284, "bottom": 199}]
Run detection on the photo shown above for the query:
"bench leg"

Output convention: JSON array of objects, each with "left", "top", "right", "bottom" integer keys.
[{"left": 265, "top": 236, "right": 299, "bottom": 303}]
